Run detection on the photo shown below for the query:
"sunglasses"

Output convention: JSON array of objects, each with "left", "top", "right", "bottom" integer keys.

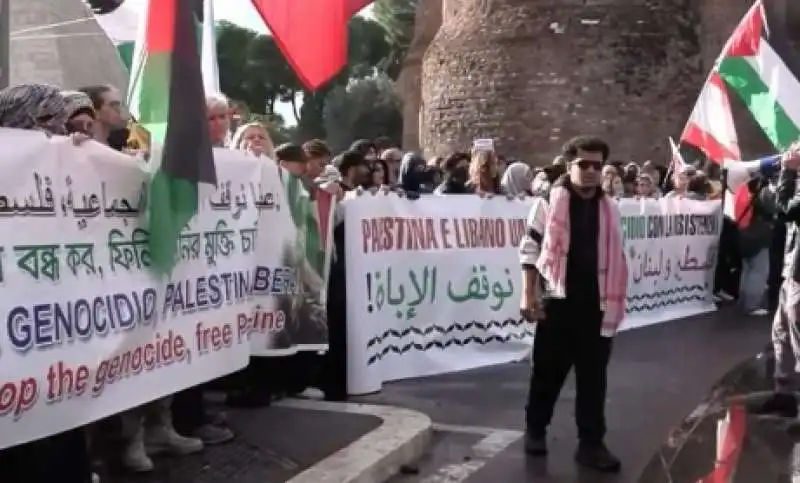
[{"left": 574, "top": 159, "right": 603, "bottom": 171}]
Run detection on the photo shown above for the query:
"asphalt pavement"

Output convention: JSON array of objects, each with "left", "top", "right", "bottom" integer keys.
[
  {"left": 357, "top": 308, "right": 770, "bottom": 482},
  {"left": 104, "top": 404, "right": 383, "bottom": 483}
]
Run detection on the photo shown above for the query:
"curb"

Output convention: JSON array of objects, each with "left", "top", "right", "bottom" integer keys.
[{"left": 278, "top": 399, "right": 432, "bottom": 483}]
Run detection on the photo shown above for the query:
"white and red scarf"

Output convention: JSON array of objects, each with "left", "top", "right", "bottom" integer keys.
[{"left": 535, "top": 185, "right": 628, "bottom": 336}]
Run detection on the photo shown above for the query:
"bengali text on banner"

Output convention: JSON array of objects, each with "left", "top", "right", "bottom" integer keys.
[
  {"left": 0, "top": 129, "right": 329, "bottom": 449},
  {"left": 344, "top": 194, "right": 722, "bottom": 395}
]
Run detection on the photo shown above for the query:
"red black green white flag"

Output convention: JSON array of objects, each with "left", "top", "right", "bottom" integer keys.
[
  {"left": 129, "top": 0, "right": 216, "bottom": 274},
  {"left": 681, "top": 0, "right": 800, "bottom": 164}
]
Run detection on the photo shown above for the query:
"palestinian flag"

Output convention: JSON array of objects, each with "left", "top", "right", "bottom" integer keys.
[
  {"left": 716, "top": 0, "right": 800, "bottom": 151},
  {"left": 94, "top": 0, "right": 219, "bottom": 93},
  {"left": 682, "top": 0, "right": 800, "bottom": 162},
  {"left": 132, "top": 0, "right": 216, "bottom": 274}
]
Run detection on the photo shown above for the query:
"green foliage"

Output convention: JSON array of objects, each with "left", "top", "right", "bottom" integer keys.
[
  {"left": 371, "top": 0, "right": 419, "bottom": 79},
  {"left": 216, "top": 6, "right": 416, "bottom": 143},
  {"left": 323, "top": 74, "right": 403, "bottom": 152}
]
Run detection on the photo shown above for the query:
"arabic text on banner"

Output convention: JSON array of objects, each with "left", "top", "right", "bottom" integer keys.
[
  {"left": 0, "top": 129, "right": 329, "bottom": 449},
  {"left": 343, "top": 195, "right": 723, "bottom": 395},
  {"left": 344, "top": 194, "right": 536, "bottom": 395},
  {"left": 620, "top": 197, "right": 722, "bottom": 329}
]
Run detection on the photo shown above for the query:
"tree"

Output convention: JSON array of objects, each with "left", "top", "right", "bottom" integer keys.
[
  {"left": 217, "top": 21, "right": 258, "bottom": 106},
  {"left": 323, "top": 74, "right": 403, "bottom": 151},
  {"left": 371, "top": 0, "right": 419, "bottom": 79}
]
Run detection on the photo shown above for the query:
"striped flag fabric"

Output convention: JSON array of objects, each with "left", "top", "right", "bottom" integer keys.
[
  {"left": 680, "top": 72, "right": 741, "bottom": 165},
  {"left": 95, "top": 0, "right": 219, "bottom": 93},
  {"left": 680, "top": 0, "right": 800, "bottom": 165},
  {"left": 131, "top": 0, "right": 216, "bottom": 274},
  {"left": 716, "top": 0, "right": 800, "bottom": 151}
]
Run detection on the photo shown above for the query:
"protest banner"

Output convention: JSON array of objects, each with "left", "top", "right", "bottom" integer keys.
[
  {"left": 344, "top": 194, "right": 535, "bottom": 395},
  {"left": 248, "top": 161, "right": 334, "bottom": 355},
  {"left": 344, "top": 195, "right": 723, "bottom": 395},
  {"left": 0, "top": 129, "right": 329, "bottom": 448},
  {"left": 620, "top": 197, "right": 722, "bottom": 329}
]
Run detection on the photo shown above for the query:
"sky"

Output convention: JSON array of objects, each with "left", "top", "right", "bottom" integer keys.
[
  {"left": 125, "top": 0, "right": 372, "bottom": 35},
  {"left": 119, "top": 0, "right": 374, "bottom": 125}
]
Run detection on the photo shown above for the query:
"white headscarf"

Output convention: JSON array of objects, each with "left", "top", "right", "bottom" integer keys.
[{"left": 500, "top": 162, "right": 533, "bottom": 196}]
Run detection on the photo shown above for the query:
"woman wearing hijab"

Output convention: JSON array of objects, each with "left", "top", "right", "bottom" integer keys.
[
  {"left": 0, "top": 84, "right": 95, "bottom": 483},
  {"left": 501, "top": 162, "right": 534, "bottom": 197},
  {"left": 61, "top": 90, "right": 96, "bottom": 135},
  {"left": 398, "top": 152, "right": 432, "bottom": 195}
]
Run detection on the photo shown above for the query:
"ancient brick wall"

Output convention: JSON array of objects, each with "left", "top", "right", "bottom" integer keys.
[
  {"left": 397, "top": 0, "right": 443, "bottom": 150},
  {"left": 419, "top": 0, "right": 758, "bottom": 164}
]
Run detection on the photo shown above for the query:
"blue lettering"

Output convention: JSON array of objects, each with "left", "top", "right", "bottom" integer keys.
[
  {"left": 75, "top": 299, "right": 92, "bottom": 339},
  {"left": 33, "top": 304, "right": 54, "bottom": 348},
  {"left": 253, "top": 266, "right": 270, "bottom": 294},
  {"left": 7, "top": 306, "right": 32, "bottom": 351}
]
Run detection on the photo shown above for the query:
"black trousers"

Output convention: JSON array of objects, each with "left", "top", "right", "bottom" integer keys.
[
  {"left": 172, "top": 385, "right": 206, "bottom": 434},
  {"left": 525, "top": 301, "right": 612, "bottom": 444},
  {"left": 0, "top": 429, "right": 92, "bottom": 483}
]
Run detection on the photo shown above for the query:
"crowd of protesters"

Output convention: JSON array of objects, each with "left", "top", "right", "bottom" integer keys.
[{"left": 0, "top": 80, "right": 788, "bottom": 482}]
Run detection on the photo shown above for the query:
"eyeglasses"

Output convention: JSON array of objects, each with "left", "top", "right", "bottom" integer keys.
[{"left": 575, "top": 159, "right": 603, "bottom": 171}]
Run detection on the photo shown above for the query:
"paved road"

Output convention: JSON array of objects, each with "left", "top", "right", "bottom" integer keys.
[
  {"left": 358, "top": 309, "right": 769, "bottom": 482},
  {"left": 104, "top": 405, "right": 381, "bottom": 483}
]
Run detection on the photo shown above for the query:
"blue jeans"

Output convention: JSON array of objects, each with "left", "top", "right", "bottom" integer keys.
[{"left": 740, "top": 248, "right": 770, "bottom": 311}]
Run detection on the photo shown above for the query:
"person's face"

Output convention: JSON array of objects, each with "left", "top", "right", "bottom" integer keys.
[
  {"left": 372, "top": 164, "right": 385, "bottom": 186},
  {"left": 569, "top": 149, "right": 604, "bottom": 187},
  {"left": 612, "top": 176, "right": 624, "bottom": 195},
  {"left": 674, "top": 171, "right": 690, "bottom": 191},
  {"left": 207, "top": 105, "right": 230, "bottom": 146},
  {"left": 356, "top": 164, "right": 370, "bottom": 186},
  {"left": 306, "top": 156, "right": 326, "bottom": 180},
  {"left": 241, "top": 126, "right": 269, "bottom": 155},
  {"left": 67, "top": 113, "right": 94, "bottom": 135},
  {"left": 98, "top": 88, "right": 126, "bottom": 129},
  {"left": 365, "top": 148, "right": 378, "bottom": 162},
  {"left": 636, "top": 178, "right": 653, "bottom": 196},
  {"left": 281, "top": 160, "right": 306, "bottom": 176}
]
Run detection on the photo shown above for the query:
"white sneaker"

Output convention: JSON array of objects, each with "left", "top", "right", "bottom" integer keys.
[
  {"left": 193, "top": 424, "right": 234, "bottom": 445},
  {"left": 145, "top": 424, "right": 204, "bottom": 456},
  {"left": 122, "top": 432, "right": 154, "bottom": 473},
  {"left": 749, "top": 308, "right": 769, "bottom": 316},
  {"left": 92, "top": 473, "right": 100, "bottom": 483},
  {"left": 717, "top": 291, "right": 735, "bottom": 301}
]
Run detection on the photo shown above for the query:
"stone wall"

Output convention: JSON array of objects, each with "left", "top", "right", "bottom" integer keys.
[
  {"left": 397, "top": 0, "right": 443, "bottom": 150},
  {"left": 419, "top": 0, "right": 758, "bottom": 164},
  {"left": 11, "top": 0, "right": 128, "bottom": 90}
]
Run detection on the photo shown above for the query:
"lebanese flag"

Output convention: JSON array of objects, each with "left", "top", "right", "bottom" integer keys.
[
  {"left": 680, "top": 71, "right": 741, "bottom": 165},
  {"left": 716, "top": 0, "right": 800, "bottom": 151}
]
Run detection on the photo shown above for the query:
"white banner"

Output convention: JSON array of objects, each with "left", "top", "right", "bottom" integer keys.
[
  {"left": 619, "top": 197, "right": 722, "bottom": 329},
  {"left": 344, "top": 194, "right": 535, "bottom": 395},
  {"left": 0, "top": 129, "right": 329, "bottom": 449},
  {"left": 344, "top": 194, "right": 723, "bottom": 395}
]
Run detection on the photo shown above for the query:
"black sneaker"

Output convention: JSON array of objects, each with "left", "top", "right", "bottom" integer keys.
[
  {"left": 575, "top": 442, "right": 621, "bottom": 473},
  {"left": 524, "top": 433, "right": 548, "bottom": 456},
  {"left": 752, "top": 392, "right": 799, "bottom": 418}
]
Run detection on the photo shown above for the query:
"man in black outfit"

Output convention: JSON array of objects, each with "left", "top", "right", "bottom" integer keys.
[{"left": 519, "top": 136, "right": 622, "bottom": 473}]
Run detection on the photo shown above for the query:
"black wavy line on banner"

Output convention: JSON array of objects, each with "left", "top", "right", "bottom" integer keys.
[
  {"left": 366, "top": 318, "right": 525, "bottom": 349},
  {"left": 366, "top": 330, "right": 536, "bottom": 365},
  {"left": 626, "top": 285, "right": 706, "bottom": 302},
  {"left": 626, "top": 294, "right": 708, "bottom": 313}
]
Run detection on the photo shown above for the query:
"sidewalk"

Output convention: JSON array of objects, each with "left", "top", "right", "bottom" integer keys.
[{"left": 104, "top": 399, "right": 431, "bottom": 483}]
